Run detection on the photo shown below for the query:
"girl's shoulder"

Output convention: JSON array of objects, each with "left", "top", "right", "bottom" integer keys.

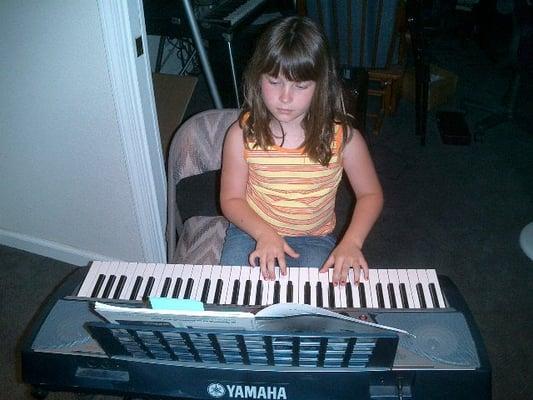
[{"left": 223, "top": 119, "right": 246, "bottom": 151}]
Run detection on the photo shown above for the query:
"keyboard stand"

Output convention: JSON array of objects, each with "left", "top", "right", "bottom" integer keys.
[{"left": 181, "top": 0, "right": 223, "bottom": 108}]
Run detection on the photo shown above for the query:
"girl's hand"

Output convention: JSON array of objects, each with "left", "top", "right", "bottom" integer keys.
[
  {"left": 319, "top": 239, "right": 369, "bottom": 285},
  {"left": 249, "top": 231, "right": 299, "bottom": 280}
]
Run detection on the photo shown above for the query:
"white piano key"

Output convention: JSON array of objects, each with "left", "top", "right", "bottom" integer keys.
[
  {"left": 298, "top": 268, "right": 308, "bottom": 305},
  {"left": 219, "top": 265, "right": 233, "bottom": 304},
  {"left": 206, "top": 264, "right": 222, "bottom": 304},
  {"left": 104, "top": 261, "right": 129, "bottom": 299},
  {"left": 150, "top": 263, "right": 166, "bottom": 297},
  {"left": 396, "top": 269, "right": 414, "bottom": 308},
  {"left": 93, "top": 261, "right": 117, "bottom": 298},
  {"left": 335, "top": 267, "right": 347, "bottom": 307},
  {"left": 416, "top": 269, "right": 433, "bottom": 309},
  {"left": 189, "top": 265, "right": 204, "bottom": 301},
  {"left": 426, "top": 269, "right": 446, "bottom": 308},
  {"left": 357, "top": 269, "right": 371, "bottom": 307},
  {"left": 368, "top": 269, "right": 380, "bottom": 308},
  {"left": 110, "top": 261, "right": 134, "bottom": 299},
  {"left": 224, "top": 266, "right": 243, "bottom": 305},
  {"left": 259, "top": 269, "right": 270, "bottom": 305},
  {"left": 77, "top": 261, "right": 106, "bottom": 297},
  {"left": 309, "top": 268, "right": 319, "bottom": 307},
  {"left": 117, "top": 262, "right": 140, "bottom": 300},
  {"left": 165, "top": 264, "right": 182, "bottom": 298},
  {"left": 120, "top": 262, "right": 141, "bottom": 300},
  {"left": 263, "top": 267, "right": 275, "bottom": 305},
  {"left": 249, "top": 267, "right": 261, "bottom": 305},
  {"left": 278, "top": 266, "right": 289, "bottom": 304},
  {"left": 378, "top": 269, "right": 391, "bottom": 308},
  {"left": 179, "top": 264, "right": 194, "bottom": 299},
  {"left": 237, "top": 266, "right": 251, "bottom": 305},
  {"left": 348, "top": 268, "right": 361, "bottom": 308},
  {"left": 135, "top": 263, "right": 157, "bottom": 300},
  {"left": 98, "top": 261, "right": 120, "bottom": 298},
  {"left": 387, "top": 269, "right": 403, "bottom": 309},
  {"left": 328, "top": 269, "right": 341, "bottom": 308},
  {"left": 154, "top": 265, "right": 172, "bottom": 297},
  {"left": 289, "top": 267, "right": 300, "bottom": 303},
  {"left": 318, "top": 269, "right": 329, "bottom": 307},
  {"left": 407, "top": 269, "right": 421, "bottom": 308},
  {"left": 196, "top": 265, "right": 213, "bottom": 302}
]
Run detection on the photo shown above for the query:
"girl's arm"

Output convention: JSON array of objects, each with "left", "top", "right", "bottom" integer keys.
[
  {"left": 320, "top": 128, "right": 384, "bottom": 285},
  {"left": 220, "top": 122, "right": 299, "bottom": 279}
]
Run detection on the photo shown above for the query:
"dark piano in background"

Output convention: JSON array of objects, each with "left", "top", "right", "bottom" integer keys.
[
  {"left": 143, "top": 0, "right": 295, "bottom": 108},
  {"left": 198, "top": 0, "right": 295, "bottom": 108}
]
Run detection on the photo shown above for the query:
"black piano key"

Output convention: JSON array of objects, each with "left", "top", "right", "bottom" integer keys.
[
  {"left": 91, "top": 274, "right": 106, "bottom": 298},
  {"left": 160, "top": 277, "right": 172, "bottom": 297},
  {"left": 273, "top": 281, "right": 280, "bottom": 304},
  {"left": 399, "top": 283, "right": 409, "bottom": 308},
  {"left": 184, "top": 278, "right": 194, "bottom": 299},
  {"left": 214, "top": 279, "right": 224, "bottom": 304},
  {"left": 129, "top": 276, "right": 143, "bottom": 300},
  {"left": 102, "top": 275, "right": 116, "bottom": 298},
  {"left": 286, "top": 281, "right": 293, "bottom": 303},
  {"left": 243, "top": 280, "right": 251, "bottom": 305},
  {"left": 429, "top": 283, "right": 440, "bottom": 307},
  {"left": 112, "top": 275, "right": 127, "bottom": 299},
  {"left": 358, "top": 283, "right": 367, "bottom": 308},
  {"left": 416, "top": 283, "right": 427, "bottom": 308},
  {"left": 304, "top": 282, "right": 311, "bottom": 305},
  {"left": 387, "top": 283, "right": 397, "bottom": 309},
  {"left": 201, "top": 279, "right": 211, "bottom": 303},
  {"left": 316, "top": 282, "right": 323, "bottom": 307},
  {"left": 231, "top": 280, "right": 240, "bottom": 305},
  {"left": 255, "top": 280, "right": 263, "bottom": 306},
  {"left": 328, "top": 283, "right": 335, "bottom": 308},
  {"left": 346, "top": 284, "right": 354, "bottom": 308},
  {"left": 376, "top": 283, "right": 385, "bottom": 308},
  {"left": 172, "top": 278, "right": 183, "bottom": 298},
  {"left": 142, "top": 276, "right": 155, "bottom": 301}
]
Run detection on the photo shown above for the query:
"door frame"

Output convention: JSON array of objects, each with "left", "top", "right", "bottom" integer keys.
[{"left": 97, "top": 0, "right": 167, "bottom": 262}]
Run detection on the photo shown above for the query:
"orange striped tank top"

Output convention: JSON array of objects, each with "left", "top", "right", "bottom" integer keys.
[{"left": 244, "top": 126, "right": 343, "bottom": 237}]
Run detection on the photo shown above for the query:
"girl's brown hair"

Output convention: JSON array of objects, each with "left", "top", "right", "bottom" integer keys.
[{"left": 240, "top": 16, "right": 354, "bottom": 166}]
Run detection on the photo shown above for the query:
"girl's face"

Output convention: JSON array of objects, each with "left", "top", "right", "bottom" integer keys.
[{"left": 260, "top": 74, "right": 316, "bottom": 125}]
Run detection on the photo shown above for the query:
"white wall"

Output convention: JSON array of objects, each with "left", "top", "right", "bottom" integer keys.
[{"left": 0, "top": 1, "right": 162, "bottom": 265}]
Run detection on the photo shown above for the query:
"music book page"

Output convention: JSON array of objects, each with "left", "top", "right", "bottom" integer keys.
[
  {"left": 93, "top": 302, "right": 255, "bottom": 330},
  {"left": 256, "top": 303, "right": 414, "bottom": 337}
]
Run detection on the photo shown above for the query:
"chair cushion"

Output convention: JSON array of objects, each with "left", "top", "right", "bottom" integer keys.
[
  {"left": 174, "top": 216, "right": 229, "bottom": 265},
  {"left": 176, "top": 170, "right": 222, "bottom": 221}
]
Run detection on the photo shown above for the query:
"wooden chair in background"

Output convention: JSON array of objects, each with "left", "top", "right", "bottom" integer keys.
[{"left": 298, "top": 0, "right": 407, "bottom": 134}]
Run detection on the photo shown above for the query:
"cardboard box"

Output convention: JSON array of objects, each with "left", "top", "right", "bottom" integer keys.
[
  {"left": 152, "top": 73, "right": 198, "bottom": 158},
  {"left": 402, "top": 65, "right": 458, "bottom": 110}
]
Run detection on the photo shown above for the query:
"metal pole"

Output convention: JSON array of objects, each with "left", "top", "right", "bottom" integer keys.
[
  {"left": 226, "top": 41, "right": 241, "bottom": 108},
  {"left": 182, "top": 0, "right": 223, "bottom": 109}
]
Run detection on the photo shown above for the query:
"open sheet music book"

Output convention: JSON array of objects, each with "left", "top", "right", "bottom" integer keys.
[
  {"left": 93, "top": 302, "right": 413, "bottom": 336},
  {"left": 93, "top": 302, "right": 256, "bottom": 330}
]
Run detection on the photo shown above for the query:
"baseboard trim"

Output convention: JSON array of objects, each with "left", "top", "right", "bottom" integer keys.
[{"left": 0, "top": 229, "right": 113, "bottom": 266}]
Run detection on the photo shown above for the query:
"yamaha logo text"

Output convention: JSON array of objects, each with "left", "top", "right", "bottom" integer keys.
[{"left": 207, "top": 383, "right": 288, "bottom": 399}]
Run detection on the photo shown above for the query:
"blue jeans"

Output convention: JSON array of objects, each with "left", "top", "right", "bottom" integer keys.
[{"left": 220, "top": 224, "right": 337, "bottom": 268}]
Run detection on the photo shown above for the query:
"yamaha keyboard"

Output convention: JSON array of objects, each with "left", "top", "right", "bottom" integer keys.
[{"left": 21, "top": 262, "right": 491, "bottom": 399}]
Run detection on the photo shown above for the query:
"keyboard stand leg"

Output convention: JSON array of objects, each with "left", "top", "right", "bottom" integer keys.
[
  {"left": 226, "top": 40, "right": 241, "bottom": 108},
  {"left": 182, "top": 0, "right": 223, "bottom": 108}
]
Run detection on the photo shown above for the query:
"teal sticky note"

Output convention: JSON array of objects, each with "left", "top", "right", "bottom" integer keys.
[{"left": 148, "top": 297, "right": 204, "bottom": 311}]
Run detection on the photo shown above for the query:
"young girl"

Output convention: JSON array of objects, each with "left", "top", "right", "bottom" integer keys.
[{"left": 220, "top": 16, "right": 383, "bottom": 286}]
